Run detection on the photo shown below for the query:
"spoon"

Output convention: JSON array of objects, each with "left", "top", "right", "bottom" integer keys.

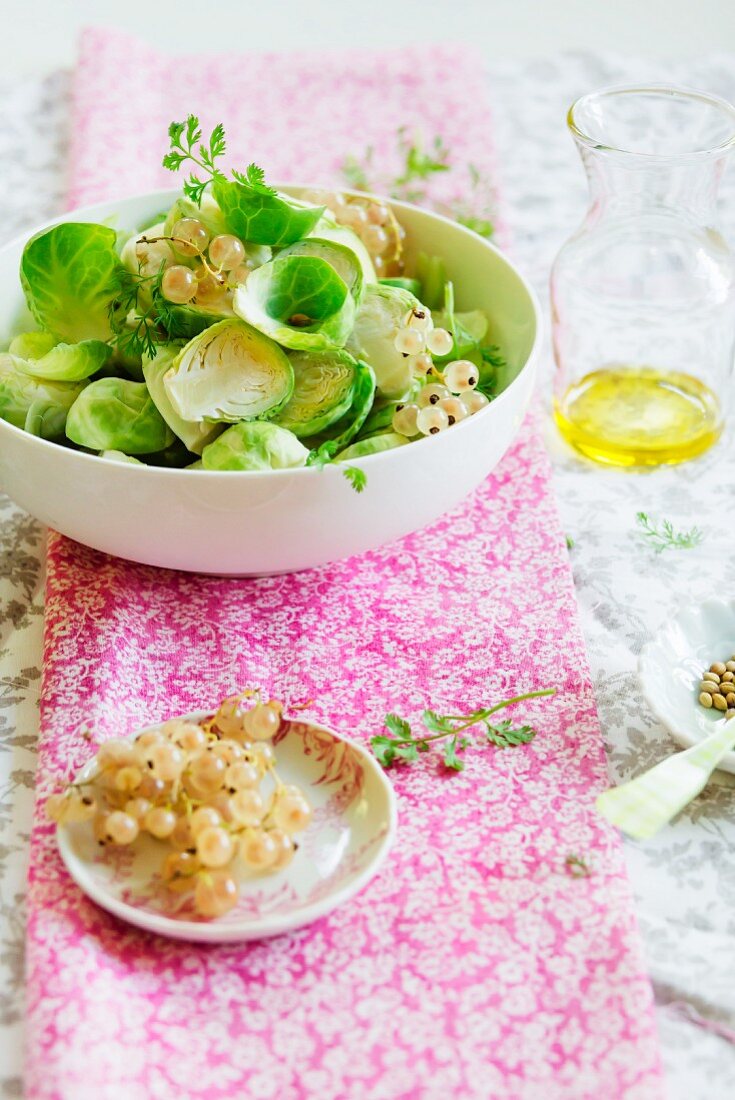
[{"left": 597, "top": 717, "right": 735, "bottom": 840}]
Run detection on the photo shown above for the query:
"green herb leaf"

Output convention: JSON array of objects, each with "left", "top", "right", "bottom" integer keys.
[
  {"left": 443, "top": 736, "right": 465, "bottom": 771},
  {"left": 342, "top": 465, "right": 366, "bottom": 493},
  {"left": 385, "top": 713, "right": 412, "bottom": 739},
  {"left": 635, "top": 511, "right": 703, "bottom": 553},
  {"left": 422, "top": 709, "right": 456, "bottom": 734},
  {"left": 370, "top": 735, "right": 398, "bottom": 767},
  {"left": 484, "top": 719, "right": 536, "bottom": 749}
]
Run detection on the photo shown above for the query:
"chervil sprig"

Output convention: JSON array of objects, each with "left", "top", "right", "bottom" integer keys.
[
  {"left": 163, "top": 116, "right": 228, "bottom": 205},
  {"left": 109, "top": 262, "right": 174, "bottom": 360},
  {"left": 307, "top": 442, "right": 366, "bottom": 494},
  {"left": 635, "top": 511, "right": 703, "bottom": 554},
  {"left": 371, "top": 689, "right": 556, "bottom": 771},
  {"left": 341, "top": 129, "right": 495, "bottom": 240}
]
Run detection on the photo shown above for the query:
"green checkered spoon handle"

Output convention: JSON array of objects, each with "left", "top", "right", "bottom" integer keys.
[{"left": 597, "top": 719, "right": 735, "bottom": 840}]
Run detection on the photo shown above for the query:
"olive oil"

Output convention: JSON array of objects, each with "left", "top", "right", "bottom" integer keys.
[{"left": 554, "top": 366, "right": 722, "bottom": 467}]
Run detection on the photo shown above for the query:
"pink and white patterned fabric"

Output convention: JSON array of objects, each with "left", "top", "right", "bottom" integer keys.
[{"left": 25, "top": 29, "right": 664, "bottom": 1100}]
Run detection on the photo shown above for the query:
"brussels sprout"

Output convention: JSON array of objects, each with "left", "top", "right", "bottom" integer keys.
[
  {"left": 379, "top": 277, "right": 422, "bottom": 297},
  {"left": 99, "top": 450, "right": 143, "bottom": 464},
  {"left": 20, "top": 223, "right": 126, "bottom": 342},
  {"left": 0, "top": 353, "right": 87, "bottom": 441},
  {"left": 163, "top": 300, "right": 235, "bottom": 341},
  {"left": 336, "top": 432, "right": 410, "bottom": 461},
  {"left": 306, "top": 358, "right": 376, "bottom": 453},
  {"left": 309, "top": 215, "right": 376, "bottom": 284},
  {"left": 233, "top": 255, "right": 355, "bottom": 352},
  {"left": 120, "top": 221, "right": 171, "bottom": 279},
  {"left": 273, "top": 349, "right": 358, "bottom": 437},
  {"left": 15, "top": 339, "right": 111, "bottom": 382},
  {"left": 163, "top": 319, "right": 294, "bottom": 424},
  {"left": 66, "top": 378, "right": 175, "bottom": 453},
  {"left": 278, "top": 238, "right": 363, "bottom": 302},
  {"left": 8, "top": 331, "right": 58, "bottom": 359},
  {"left": 346, "top": 283, "right": 428, "bottom": 399},
  {"left": 212, "top": 178, "right": 324, "bottom": 246},
  {"left": 143, "top": 344, "right": 224, "bottom": 454},
  {"left": 201, "top": 421, "right": 309, "bottom": 471}
]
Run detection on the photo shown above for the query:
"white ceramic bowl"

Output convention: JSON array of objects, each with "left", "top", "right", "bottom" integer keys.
[
  {"left": 0, "top": 188, "right": 541, "bottom": 574},
  {"left": 56, "top": 710, "right": 397, "bottom": 943},
  {"left": 638, "top": 599, "right": 735, "bottom": 773}
]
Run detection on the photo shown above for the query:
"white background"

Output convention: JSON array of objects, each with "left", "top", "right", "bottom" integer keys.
[{"left": 3, "top": 0, "right": 735, "bottom": 76}]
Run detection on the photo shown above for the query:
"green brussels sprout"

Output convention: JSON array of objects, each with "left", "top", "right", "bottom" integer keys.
[
  {"left": 8, "top": 331, "right": 58, "bottom": 359},
  {"left": 65, "top": 378, "right": 175, "bottom": 453},
  {"left": 233, "top": 255, "right": 355, "bottom": 352},
  {"left": 0, "top": 353, "right": 87, "bottom": 441},
  {"left": 162, "top": 319, "right": 294, "bottom": 424},
  {"left": 143, "top": 344, "right": 224, "bottom": 454},
  {"left": 99, "top": 450, "right": 143, "bottom": 464},
  {"left": 336, "top": 432, "right": 411, "bottom": 460},
  {"left": 20, "top": 223, "right": 126, "bottom": 342},
  {"left": 277, "top": 238, "right": 363, "bottom": 302},
  {"left": 346, "top": 283, "right": 428, "bottom": 399},
  {"left": 211, "top": 178, "right": 324, "bottom": 246},
  {"left": 310, "top": 215, "right": 376, "bottom": 284},
  {"left": 273, "top": 349, "right": 359, "bottom": 437},
  {"left": 306, "top": 358, "right": 376, "bottom": 453},
  {"left": 14, "top": 339, "right": 111, "bottom": 382},
  {"left": 379, "top": 277, "right": 422, "bottom": 297},
  {"left": 201, "top": 421, "right": 310, "bottom": 471}
]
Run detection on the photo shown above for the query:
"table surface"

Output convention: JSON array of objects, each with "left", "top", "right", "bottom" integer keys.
[{"left": 1, "top": 49, "right": 735, "bottom": 1099}]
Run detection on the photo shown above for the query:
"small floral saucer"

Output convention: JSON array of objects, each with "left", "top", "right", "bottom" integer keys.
[
  {"left": 638, "top": 599, "right": 735, "bottom": 774},
  {"left": 56, "top": 711, "right": 398, "bottom": 943}
]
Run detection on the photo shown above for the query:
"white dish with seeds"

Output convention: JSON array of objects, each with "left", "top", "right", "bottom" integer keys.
[{"left": 639, "top": 599, "right": 735, "bottom": 774}]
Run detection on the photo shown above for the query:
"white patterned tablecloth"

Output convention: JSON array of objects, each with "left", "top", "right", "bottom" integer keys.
[{"left": 1, "top": 53, "right": 735, "bottom": 1099}]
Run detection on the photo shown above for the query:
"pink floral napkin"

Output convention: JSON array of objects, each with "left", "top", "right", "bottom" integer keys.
[{"left": 25, "top": 29, "right": 663, "bottom": 1100}]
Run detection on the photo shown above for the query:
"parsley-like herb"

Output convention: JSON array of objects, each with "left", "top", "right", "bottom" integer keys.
[
  {"left": 371, "top": 689, "right": 555, "bottom": 771},
  {"left": 307, "top": 442, "right": 367, "bottom": 494},
  {"left": 635, "top": 511, "right": 703, "bottom": 554},
  {"left": 108, "top": 261, "right": 172, "bottom": 361},
  {"left": 164, "top": 116, "right": 276, "bottom": 208},
  {"left": 341, "top": 130, "right": 495, "bottom": 239},
  {"left": 565, "top": 854, "right": 592, "bottom": 878}
]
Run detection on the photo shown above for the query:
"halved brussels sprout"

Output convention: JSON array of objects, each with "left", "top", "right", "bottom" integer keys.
[
  {"left": 162, "top": 319, "right": 294, "bottom": 424},
  {"left": 201, "top": 421, "right": 309, "bottom": 471},
  {"left": 66, "top": 378, "right": 175, "bottom": 454},
  {"left": 346, "top": 283, "right": 430, "bottom": 399},
  {"left": 14, "top": 339, "right": 111, "bottom": 382},
  {"left": 143, "top": 344, "right": 225, "bottom": 454},
  {"left": 8, "top": 331, "right": 58, "bottom": 360},
  {"left": 99, "top": 450, "right": 143, "bottom": 465},
  {"left": 306, "top": 358, "right": 376, "bottom": 452},
  {"left": 20, "top": 223, "right": 126, "bottom": 342},
  {"left": 273, "top": 349, "right": 358, "bottom": 437},
  {"left": 0, "top": 354, "right": 87, "bottom": 441},
  {"left": 233, "top": 255, "right": 355, "bottom": 352},
  {"left": 308, "top": 215, "right": 377, "bottom": 284},
  {"left": 336, "top": 432, "right": 410, "bottom": 461},
  {"left": 212, "top": 178, "right": 324, "bottom": 247},
  {"left": 277, "top": 238, "right": 363, "bottom": 302}
]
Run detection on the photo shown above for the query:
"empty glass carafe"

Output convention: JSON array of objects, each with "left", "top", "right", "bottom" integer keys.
[{"left": 551, "top": 85, "right": 735, "bottom": 466}]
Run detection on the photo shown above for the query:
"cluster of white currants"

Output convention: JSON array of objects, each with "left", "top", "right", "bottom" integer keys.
[
  {"left": 46, "top": 695, "right": 311, "bottom": 919},
  {"left": 391, "top": 307, "right": 489, "bottom": 437},
  {"left": 303, "top": 190, "right": 403, "bottom": 276},
  {"left": 137, "top": 218, "right": 254, "bottom": 310}
]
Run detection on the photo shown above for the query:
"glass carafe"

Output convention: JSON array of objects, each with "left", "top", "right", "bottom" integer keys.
[{"left": 551, "top": 85, "right": 735, "bottom": 466}]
